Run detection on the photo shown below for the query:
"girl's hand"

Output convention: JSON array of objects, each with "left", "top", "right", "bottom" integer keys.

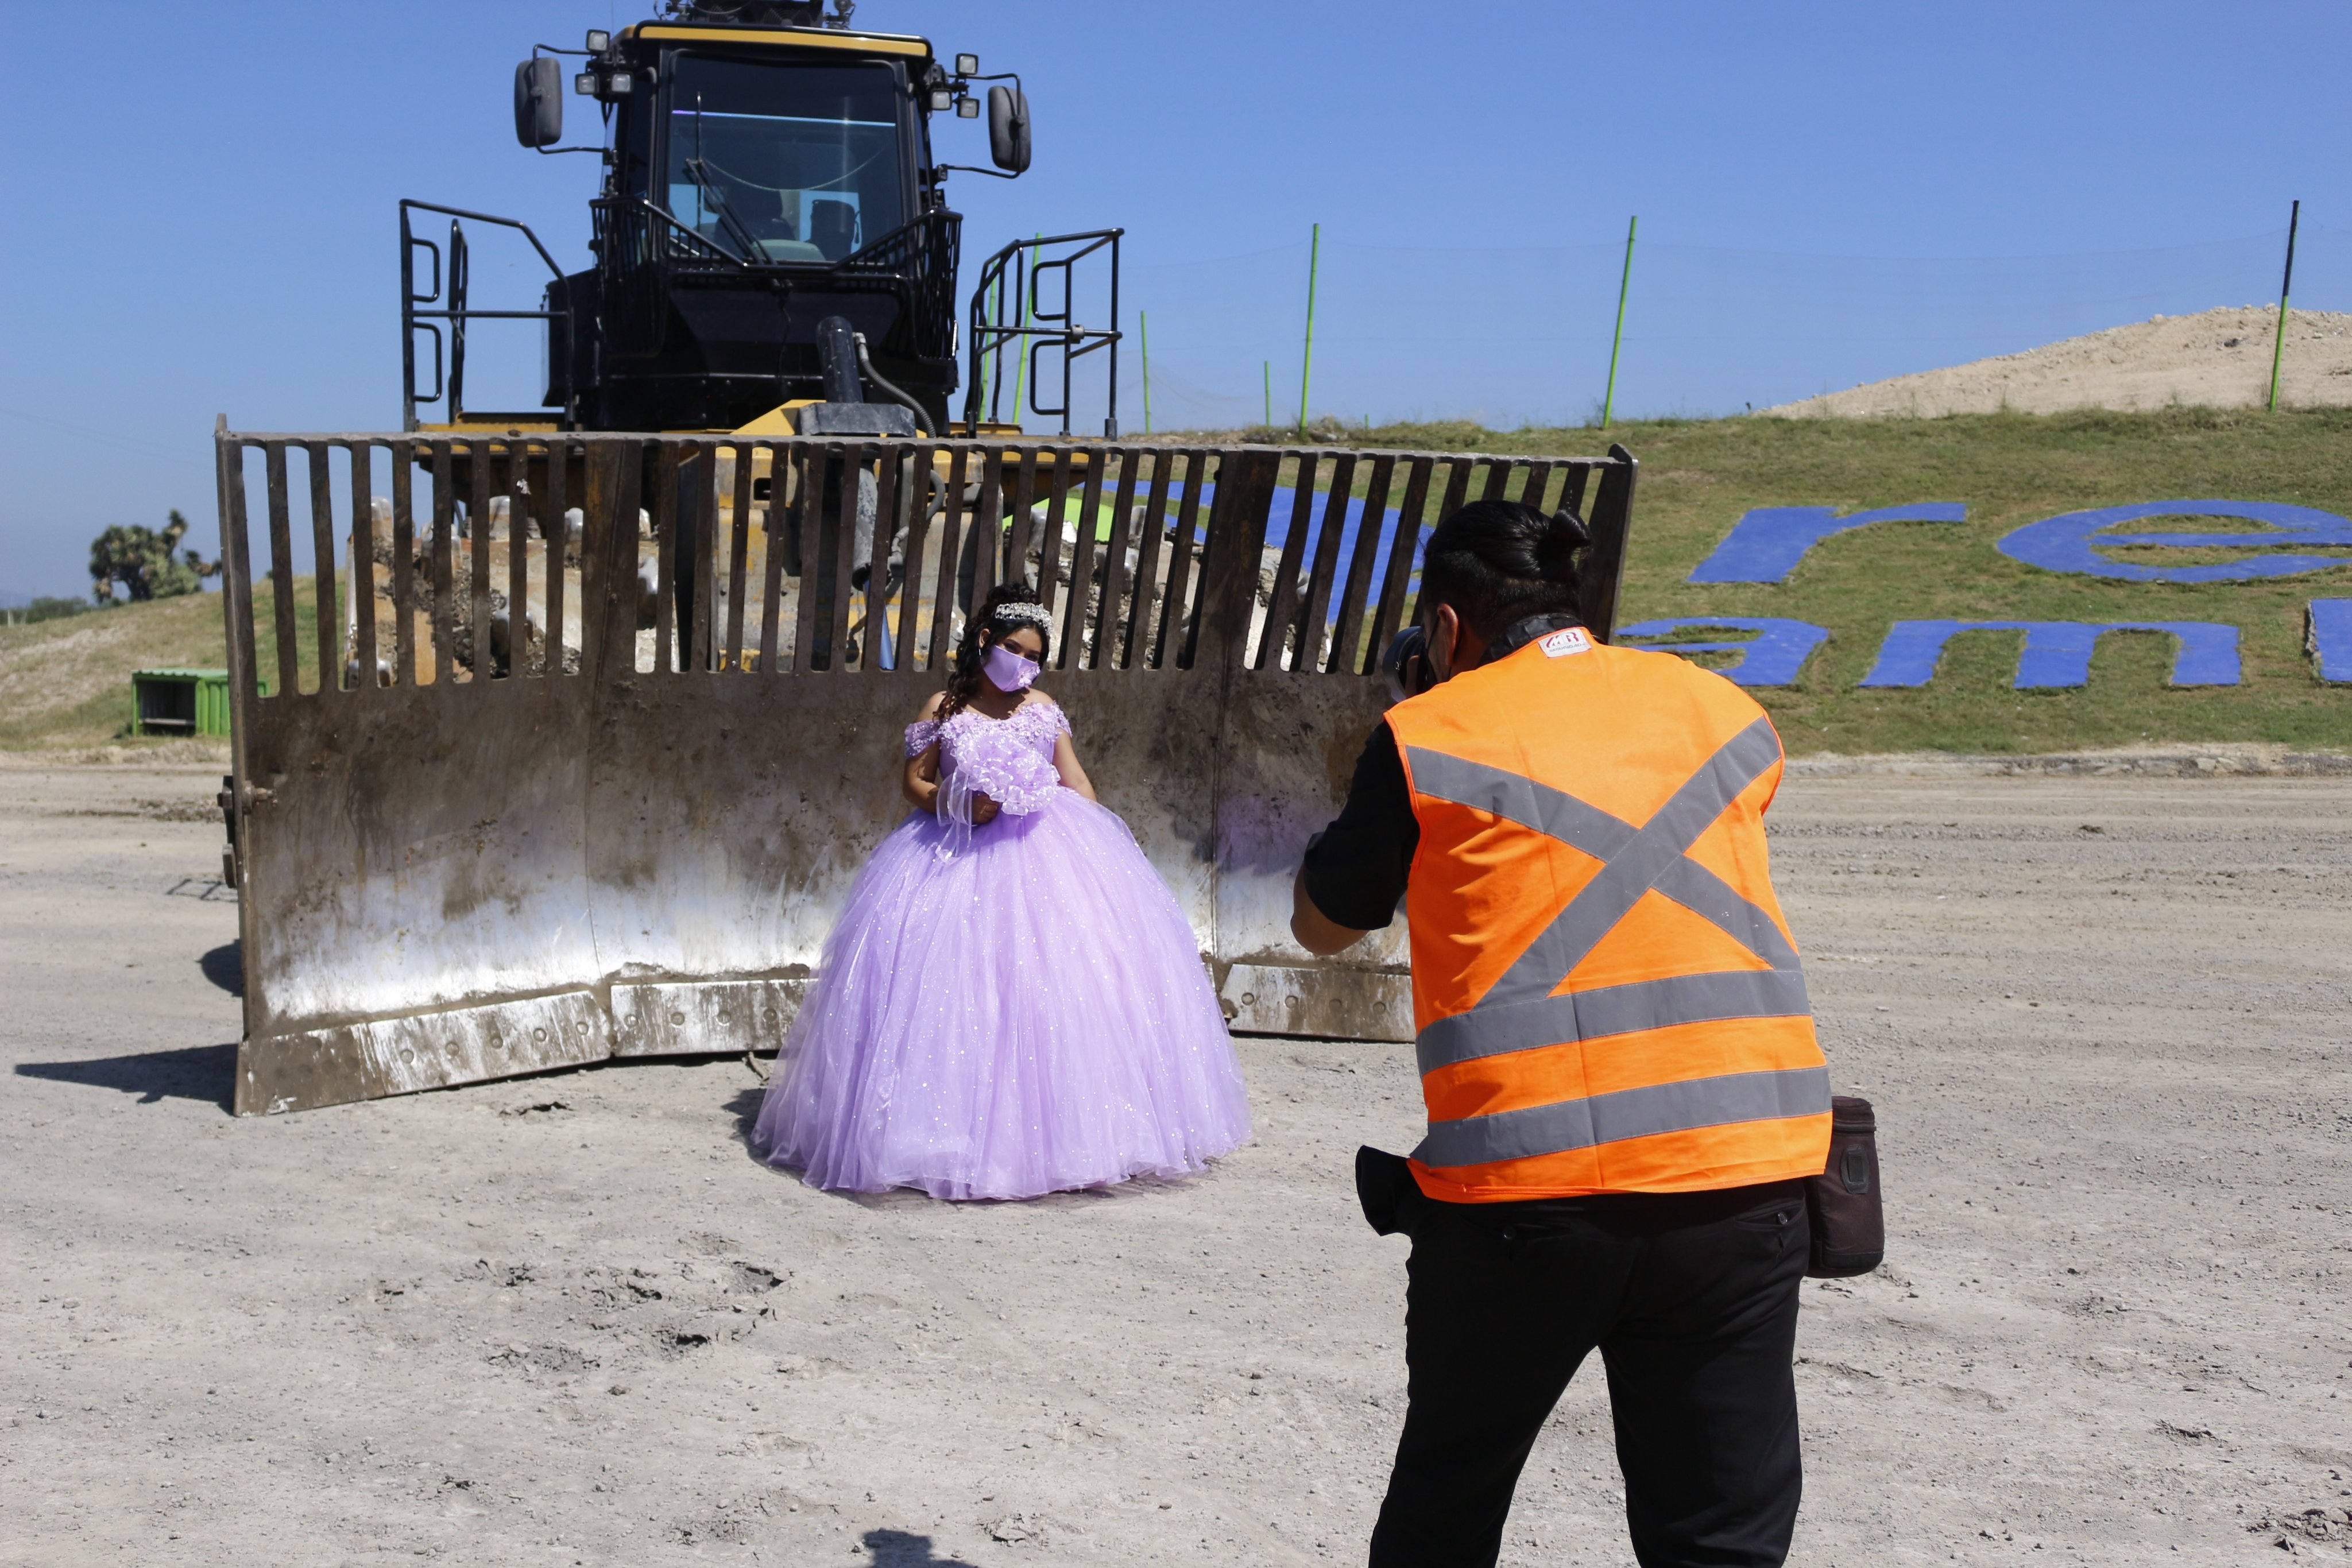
[{"left": 969, "top": 791, "right": 1001, "bottom": 826}]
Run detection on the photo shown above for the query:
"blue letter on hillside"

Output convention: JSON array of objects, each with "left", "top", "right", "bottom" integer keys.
[
  {"left": 1688, "top": 504, "right": 1969, "bottom": 583},
  {"left": 1998, "top": 500, "right": 2352, "bottom": 582},
  {"left": 2311, "top": 600, "right": 2352, "bottom": 683},
  {"left": 1859, "top": 621, "right": 2241, "bottom": 688},
  {"left": 1615, "top": 618, "right": 1830, "bottom": 687}
]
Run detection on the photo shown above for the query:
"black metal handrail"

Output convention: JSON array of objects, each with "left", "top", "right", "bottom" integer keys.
[
  {"left": 963, "top": 230, "right": 1121, "bottom": 438},
  {"left": 399, "top": 200, "right": 575, "bottom": 432},
  {"left": 847, "top": 207, "right": 961, "bottom": 365},
  {"left": 590, "top": 198, "right": 962, "bottom": 365},
  {"left": 595, "top": 193, "right": 958, "bottom": 274}
]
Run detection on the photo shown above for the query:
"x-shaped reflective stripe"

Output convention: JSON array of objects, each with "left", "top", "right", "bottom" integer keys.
[
  {"left": 1404, "top": 717, "right": 1809, "bottom": 1077},
  {"left": 1403, "top": 717, "right": 1824, "bottom": 1167}
]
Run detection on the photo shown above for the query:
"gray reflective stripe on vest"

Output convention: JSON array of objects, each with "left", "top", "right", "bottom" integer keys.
[
  {"left": 1402, "top": 720, "right": 1800, "bottom": 1005},
  {"left": 1415, "top": 1065, "right": 1832, "bottom": 1169},
  {"left": 1415, "top": 969, "right": 1812, "bottom": 1073},
  {"left": 1650, "top": 855, "right": 1801, "bottom": 974},
  {"left": 1488, "top": 717, "right": 1784, "bottom": 1004},
  {"left": 1404, "top": 717, "right": 1819, "bottom": 1162}
]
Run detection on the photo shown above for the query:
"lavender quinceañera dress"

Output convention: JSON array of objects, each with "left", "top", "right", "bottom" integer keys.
[{"left": 752, "top": 697, "right": 1252, "bottom": 1199}]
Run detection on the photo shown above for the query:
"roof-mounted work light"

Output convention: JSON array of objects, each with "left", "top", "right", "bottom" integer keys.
[{"left": 585, "top": 29, "right": 611, "bottom": 53}]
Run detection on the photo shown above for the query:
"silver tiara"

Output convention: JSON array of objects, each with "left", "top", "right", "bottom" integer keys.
[{"left": 991, "top": 603, "right": 1052, "bottom": 630}]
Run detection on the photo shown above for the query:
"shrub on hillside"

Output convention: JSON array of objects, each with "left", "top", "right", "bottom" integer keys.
[
  {"left": 1, "top": 597, "right": 106, "bottom": 626},
  {"left": 24, "top": 596, "right": 102, "bottom": 624},
  {"left": 90, "top": 509, "right": 218, "bottom": 603}
]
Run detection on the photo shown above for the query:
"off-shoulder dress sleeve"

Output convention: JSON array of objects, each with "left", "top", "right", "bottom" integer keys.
[{"left": 904, "top": 719, "right": 942, "bottom": 756}]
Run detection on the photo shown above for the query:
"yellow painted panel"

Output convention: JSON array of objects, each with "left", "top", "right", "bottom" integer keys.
[
  {"left": 630, "top": 24, "right": 930, "bottom": 58},
  {"left": 418, "top": 420, "right": 563, "bottom": 434},
  {"left": 732, "top": 400, "right": 822, "bottom": 436}
]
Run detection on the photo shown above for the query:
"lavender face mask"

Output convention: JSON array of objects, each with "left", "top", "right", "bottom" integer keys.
[{"left": 983, "top": 643, "right": 1042, "bottom": 692}]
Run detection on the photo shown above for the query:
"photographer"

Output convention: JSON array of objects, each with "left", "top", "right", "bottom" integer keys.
[{"left": 1293, "top": 500, "right": 1832, "bottom": 1568}]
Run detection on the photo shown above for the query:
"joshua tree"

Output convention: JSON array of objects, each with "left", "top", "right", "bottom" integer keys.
[{"left": 89, "top": 510, "right": 219, "bottom": 603}]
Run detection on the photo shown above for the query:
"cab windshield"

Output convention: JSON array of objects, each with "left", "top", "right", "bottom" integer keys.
[{"left": 665, "top": 56, "right": 906, "bottom": 264}]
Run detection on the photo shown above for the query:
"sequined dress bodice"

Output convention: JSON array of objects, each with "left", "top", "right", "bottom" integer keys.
[{"left": 905, "top": 699, "right": 1070, "bottom": 818}]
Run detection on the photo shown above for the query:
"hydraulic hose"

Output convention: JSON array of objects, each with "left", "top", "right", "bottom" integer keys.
[{"left": 852, "top": 332, "right": 933, "bottom": 435}]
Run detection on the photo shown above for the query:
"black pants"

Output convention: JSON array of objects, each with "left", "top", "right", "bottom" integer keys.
[{"left": 1367, "top": 1179, "right": 1809, "bottom": 1568}]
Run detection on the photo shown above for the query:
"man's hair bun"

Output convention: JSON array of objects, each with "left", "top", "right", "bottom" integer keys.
[
  {"left": 1418, "top": 499, "right": 1585, "bottom": 641},
  {"left": 1534, "top": 510, "right": 1590, "bottom": 581}
]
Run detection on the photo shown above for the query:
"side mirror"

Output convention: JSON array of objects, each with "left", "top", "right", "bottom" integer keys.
[
  {"left": 514, "top": 57, "right": 563, "bottom": 149},
  {"left": 987, "top": 85, "right": 1031, "bottom": 175}
]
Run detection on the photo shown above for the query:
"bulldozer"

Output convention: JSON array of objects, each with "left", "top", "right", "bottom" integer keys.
[
  {"left": 404, "top": 0, "right": 1094, "bottom": 443},
  {"left": 212, "top": 0, "right": 1641, "bottom": 1115}
]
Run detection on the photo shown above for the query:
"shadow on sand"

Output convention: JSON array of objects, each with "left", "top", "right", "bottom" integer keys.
[
  {"left": 862, "top": 1528, "right": 982, "bottom": 1567},
  {"left": 199, "top": 940, "right": 243, "bottom": 996},
  {"left": 15, "top": 1042, "right": 237, "bottom": 1112}
]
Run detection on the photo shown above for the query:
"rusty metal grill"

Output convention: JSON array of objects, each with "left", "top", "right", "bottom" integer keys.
[{"left": 214, "top": 432, "right": 1635, "bottom": 1113}]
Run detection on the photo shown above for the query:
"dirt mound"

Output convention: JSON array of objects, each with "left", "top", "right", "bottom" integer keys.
[{"left": 1766, "top": 304, "right": 2352, "bottom": 417}]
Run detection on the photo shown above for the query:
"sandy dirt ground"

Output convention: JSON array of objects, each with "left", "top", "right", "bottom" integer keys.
[
  {"left": 1765, "top": 305, "right": 2352, "bottom": 417},
  {"left": 5, "top": 760, "right": 2350, "bottom": 1567}
]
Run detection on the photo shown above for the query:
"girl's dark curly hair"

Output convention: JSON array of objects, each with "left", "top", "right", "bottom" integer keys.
[{"left": 939, "top": 580, "right": 1053, "bottom": 719}]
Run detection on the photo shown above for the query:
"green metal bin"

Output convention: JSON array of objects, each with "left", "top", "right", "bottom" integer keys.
[{"left": 132, "top": 668, "right": 242, "bottom": 737}]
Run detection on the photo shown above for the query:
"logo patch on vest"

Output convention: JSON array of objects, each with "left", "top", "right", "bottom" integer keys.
[{"left": 1540, "top": 627, "right": 1592, "bottom": 658}]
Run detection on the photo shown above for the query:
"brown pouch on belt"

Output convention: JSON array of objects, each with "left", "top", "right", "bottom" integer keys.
[{"left": 1805, "top": 1095, "right": 1885, "bottom": 1278}]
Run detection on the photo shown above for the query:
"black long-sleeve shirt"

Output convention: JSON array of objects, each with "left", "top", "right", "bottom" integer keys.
[
  {"left": 1299, "top": 721, "right": 1418, "bottom": 931},
  {"left": 1298, "top": 613, "right": 1584, "bottom": 931}
]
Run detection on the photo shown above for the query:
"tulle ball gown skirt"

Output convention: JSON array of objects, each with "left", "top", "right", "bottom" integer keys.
[{"left": 752, "top": 789, "right": 1254, "bottom": 1200}]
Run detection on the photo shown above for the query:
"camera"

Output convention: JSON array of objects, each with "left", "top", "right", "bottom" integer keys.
[{"left": 1384, "top": 625, "right": 1434, "bottom": 704}]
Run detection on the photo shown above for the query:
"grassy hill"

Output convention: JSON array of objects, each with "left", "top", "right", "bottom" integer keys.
[
  {"left": 0, "top": 582, "right": 323, "bottom": 753},
  {"left": 2, "top": 593, "right": 224, "bottom": 751},
  {"left": 8, "top": 407, "right": 2349, "bottom": 756},
  {"left": 1270, "top": 406, "right": 2352, "bottom": 754}
]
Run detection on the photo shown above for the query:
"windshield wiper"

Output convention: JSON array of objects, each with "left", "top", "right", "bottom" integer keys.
[{"left": 682, "top": 158, "right": 769, "bottom": 263}]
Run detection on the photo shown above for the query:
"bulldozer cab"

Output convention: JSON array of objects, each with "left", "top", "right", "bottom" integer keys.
[
  {"left": 566, "top": 22, "right": 956, "bottom": 433},
  {"left": 407, "top": 6, "right": 1043, "bottom": 438},
  {"left": 653, "top": 54, "right": 906, "bottom": 265}
]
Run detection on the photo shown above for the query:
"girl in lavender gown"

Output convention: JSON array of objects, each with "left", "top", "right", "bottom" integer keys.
[{"left": 753, "top": 582, "right": 1253, "bottom": 1200}]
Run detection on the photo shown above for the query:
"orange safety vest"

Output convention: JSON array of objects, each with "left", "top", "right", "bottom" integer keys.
[{"left": 1387, "top": 625, "right": 1830, "bottom": 1202}]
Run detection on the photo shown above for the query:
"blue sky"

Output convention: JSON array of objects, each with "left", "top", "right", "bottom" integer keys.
[{"left": 4, "top": 0, "right": 2348, "bottom": 600}]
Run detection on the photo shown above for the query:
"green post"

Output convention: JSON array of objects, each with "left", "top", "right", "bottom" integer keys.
[
  {"left": 1263, "top": 361, "right": 1272, "bottom": 430},
  {"left": 1139, "top": 310, "right": 1152, "bottom": 435},
  {"left": 1298, "top": 222, "right": 1321, "bottom": 433},
  {"left": 1601, "top": 215, "right": 1637, "bottom": 429},
  {"left": 2268, "top": 199, "right": 2300, "bottom": 414}
]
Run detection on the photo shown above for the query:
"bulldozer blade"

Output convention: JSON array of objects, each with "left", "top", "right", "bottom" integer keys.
[{"left": 214, "top": 430, "right": 1636, "bottom": 1113}]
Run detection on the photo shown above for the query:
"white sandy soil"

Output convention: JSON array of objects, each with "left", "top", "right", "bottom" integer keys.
[
  {"left": 1766, "top": 306, "right": 2352, "bottom": 418},
  {"left": 3, "top": 760, "right": 2350, "bottom": 1566}
]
